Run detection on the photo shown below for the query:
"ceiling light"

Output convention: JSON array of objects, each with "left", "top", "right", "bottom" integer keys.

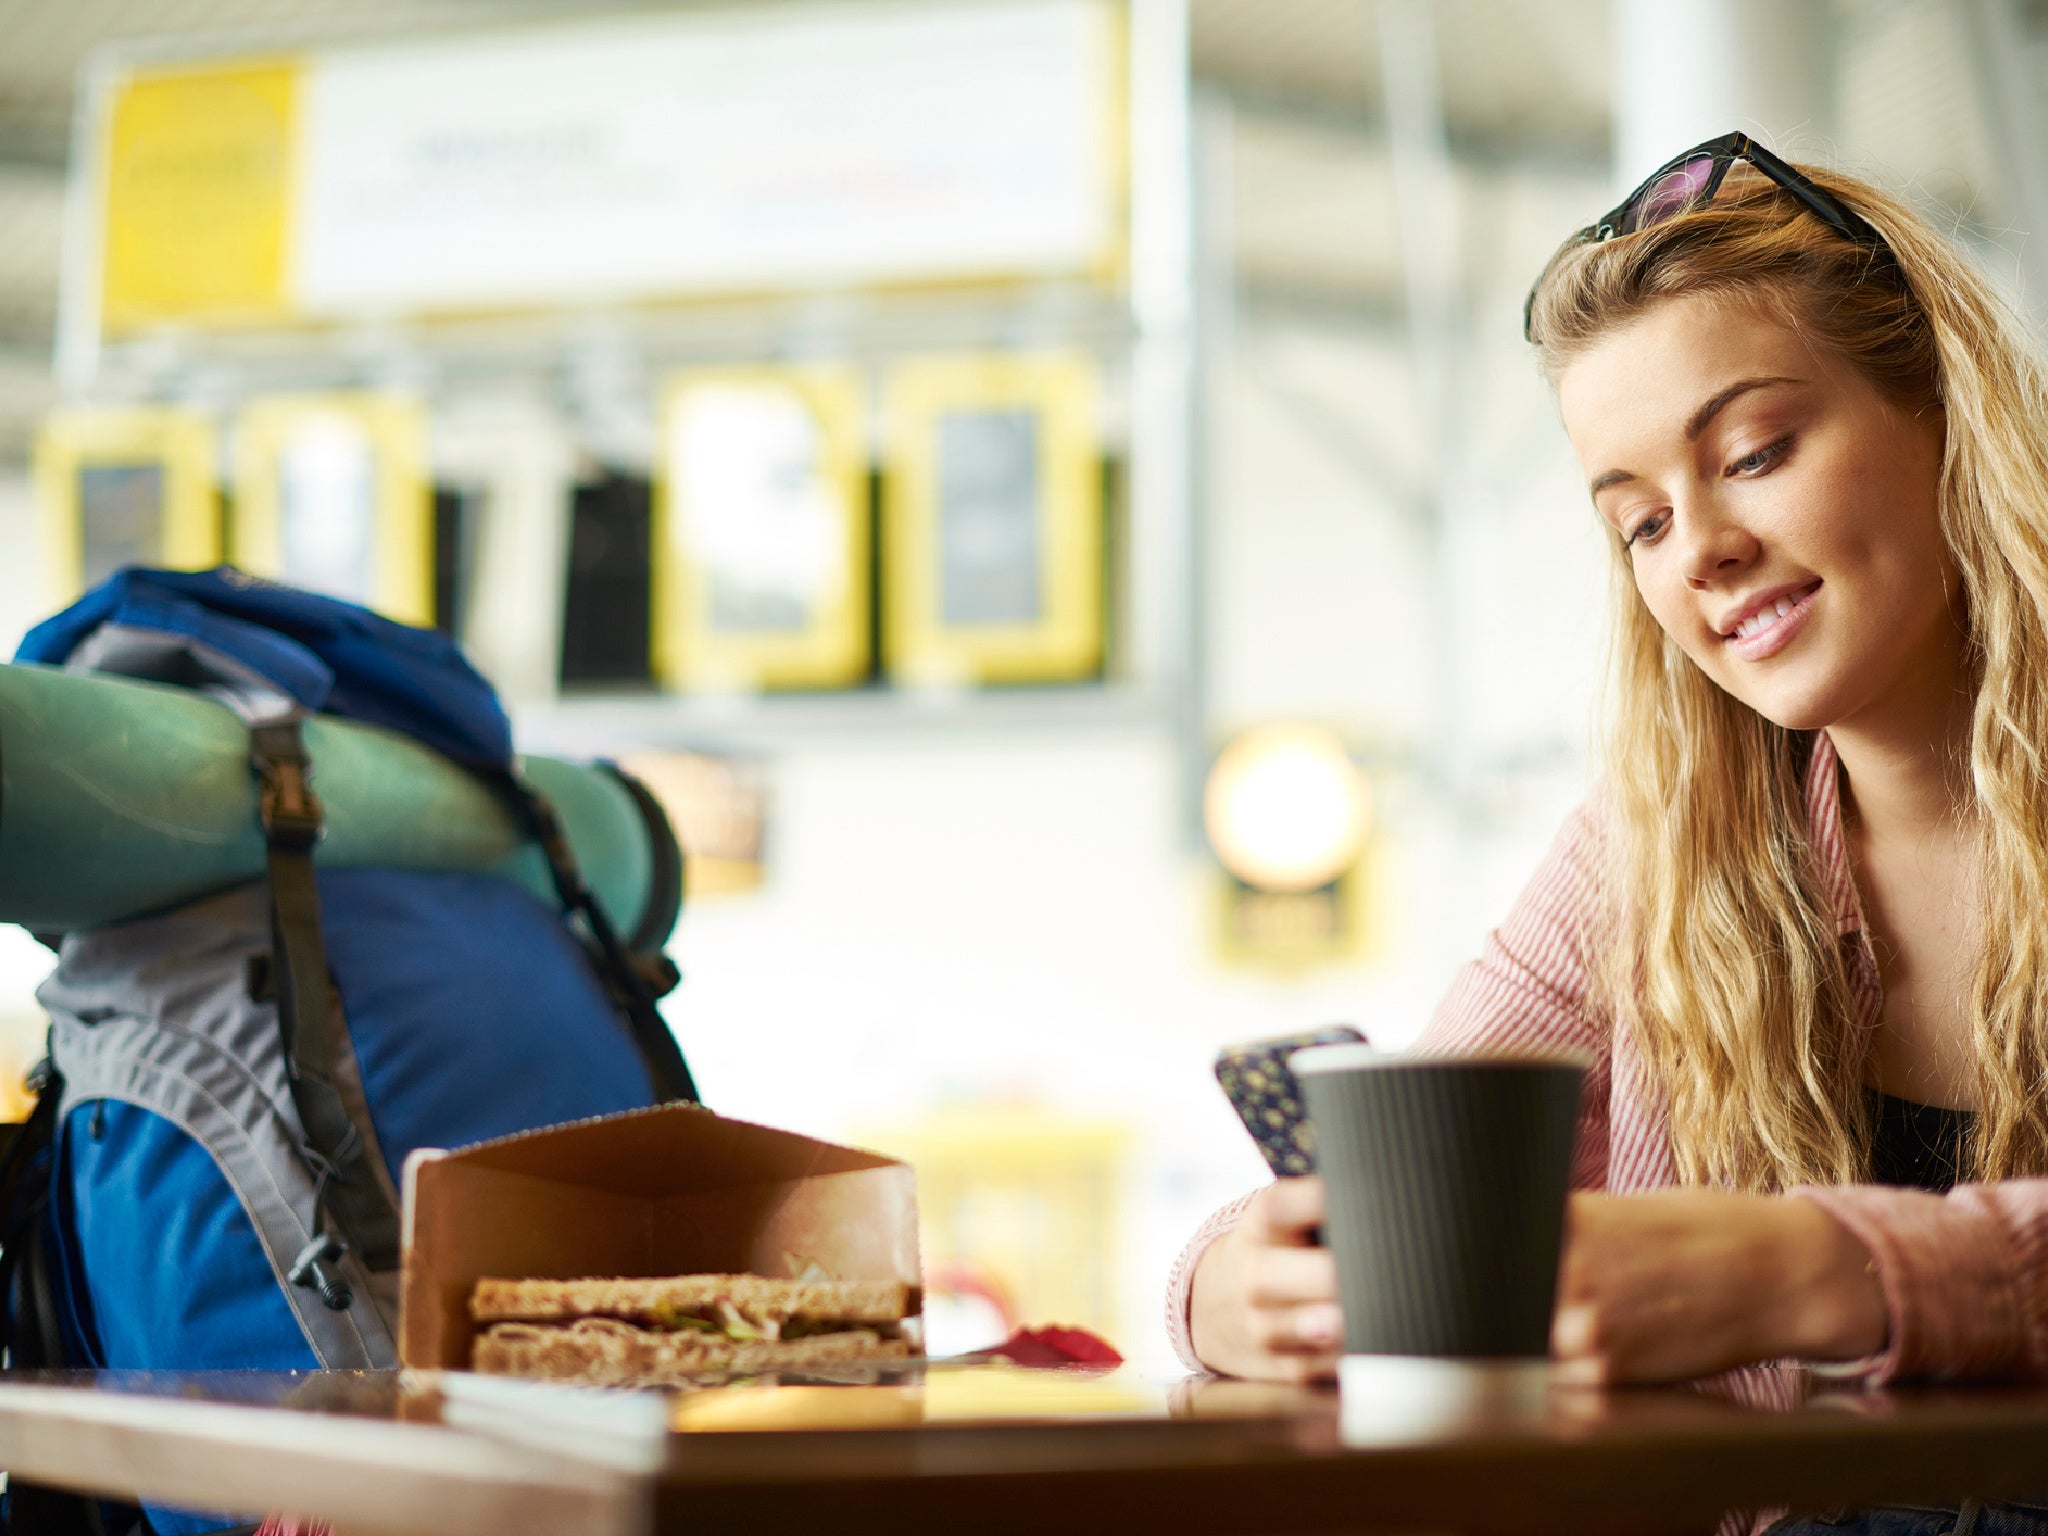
[{"left": 1202, "top": 724, "right": 1367, "bottom": 893}]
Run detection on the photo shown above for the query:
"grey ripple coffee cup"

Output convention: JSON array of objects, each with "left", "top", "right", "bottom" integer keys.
[{"left": 1292, "top": 1045, "right": 1585, "bottom": 1360}]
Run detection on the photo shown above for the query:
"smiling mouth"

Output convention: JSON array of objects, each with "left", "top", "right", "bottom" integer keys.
[{"left": 1725, "top": 581, "right": 1823, "bottom": 643}]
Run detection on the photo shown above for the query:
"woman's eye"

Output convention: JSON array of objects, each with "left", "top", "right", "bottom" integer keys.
[
  {"left": 1727, "top": 436, "right": 1794, "bottom": 477},
  {"left": 1623, "top": 511, "right": 1668, "bottom": 550}
]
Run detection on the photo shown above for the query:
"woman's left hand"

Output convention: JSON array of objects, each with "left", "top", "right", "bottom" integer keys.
[{"left": 1551, "top": 1190, "right": 1889, "bottom": 1384}]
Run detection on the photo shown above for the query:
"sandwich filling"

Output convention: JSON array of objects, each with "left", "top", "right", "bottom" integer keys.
[
  {"left": 468, "top": 1272, "right": 917, "bottom": 1386},
  {"left": 641, "top": 1299, "right": 903, "bottom": 1344}
]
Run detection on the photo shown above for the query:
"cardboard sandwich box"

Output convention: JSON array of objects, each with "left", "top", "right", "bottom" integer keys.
[{"left": 401, "top": 1101, "right": 923, "bottom": 1373}]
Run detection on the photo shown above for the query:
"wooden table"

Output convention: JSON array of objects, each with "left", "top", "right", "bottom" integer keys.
[{"left": 3, "top": 1362, "right": 2047, "bottom": 1536}]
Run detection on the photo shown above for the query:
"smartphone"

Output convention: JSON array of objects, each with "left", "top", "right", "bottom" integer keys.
[{"left": 1213, "top": 1025, "right": 1367, "bottom": 1177}]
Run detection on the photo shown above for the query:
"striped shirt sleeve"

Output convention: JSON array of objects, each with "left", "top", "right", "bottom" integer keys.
[
  {"left": 1790, "top": 1178, "right": 2048, "bottom": 1382},
  {"left": 1164, "top": 805, "right": 1617, "bottom": 1373}
]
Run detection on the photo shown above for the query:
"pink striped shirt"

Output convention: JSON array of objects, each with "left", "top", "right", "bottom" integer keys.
[{"left": 1166, "top": 732, "right": 2048, "bottom": 1385}]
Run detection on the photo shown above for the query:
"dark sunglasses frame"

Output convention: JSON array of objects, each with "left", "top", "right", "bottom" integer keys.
[{"left": 1523, "top": 132, "right": 1892, "bottom": 341}]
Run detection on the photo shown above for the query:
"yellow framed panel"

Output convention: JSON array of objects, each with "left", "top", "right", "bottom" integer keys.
[
  {"left": 1211, "top": 864, "right": 1368, "bottom": 972},
  {"left": 232, "top": 393, "right": 433, "bottom": 626},
  {"left": 616, "top": 751, "right": 768, "bottom": 897},
  {"left": 851, "top": 1105, "right": 1132, "bottom": 1343},
  {"left": 654, "top": 368, "right": 869, "bottom": 691},
  {"left": 100, "top": 57, "right": 301, "bottom": 334},
  {"left": 882, "top": 352, "right": 1104, "bottom": 686},
  {"left": 32, "top": 408, "right": 222, "bottom": 604},
  {"left": 1208, "top": 824, "right": 1400, "bottom": 971}
]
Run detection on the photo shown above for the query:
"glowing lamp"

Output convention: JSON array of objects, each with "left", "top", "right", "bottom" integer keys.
[{"left": 1203, "top": 724, "right": 1368, "bottom": 893}]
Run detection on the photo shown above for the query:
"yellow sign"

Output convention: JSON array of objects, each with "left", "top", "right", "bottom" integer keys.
[
  {"left": 615, "top": 752, "right": 768, "bottom": 898},
  {"left": 32, "top": 408, "right": 222, "bottom": 603},
  {"left": 883, "top": 352, "right": 1105, "bottom": 686},
  {"left": 654, "top": 368, "right": 871, "bottom": 692},
  {"left": 232, "top": 393, "right": 433, "bottom": 626},
  {"left": 1212, "top": 843, "right": 1401, "bottom": 971},
  {"left": 855, "top": 1105, "right": 1130, "bottom": 1343},
  {"left": 101, "top": 58, "right": 299, "bottom": 332}
]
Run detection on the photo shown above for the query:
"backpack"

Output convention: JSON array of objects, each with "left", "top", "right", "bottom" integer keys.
[{"left": 0, "top": 568, "right": 698, "bottom": 1536}]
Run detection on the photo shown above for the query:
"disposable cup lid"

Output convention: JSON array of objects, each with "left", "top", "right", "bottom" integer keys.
[
  {"left": 1290, "top": 1043, "right": 1593, "bottom": 1076},
  {"left": 1288, "top": 1043, "right": 1385, "bottom": 1075}
]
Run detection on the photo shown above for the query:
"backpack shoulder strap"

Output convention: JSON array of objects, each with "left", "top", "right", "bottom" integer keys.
[
  {"left": 250, "top": 718, "right": 401, "bottom": 1303},
  {"left": 505, "top": 777, "right": 699, "bottom": 1105}
]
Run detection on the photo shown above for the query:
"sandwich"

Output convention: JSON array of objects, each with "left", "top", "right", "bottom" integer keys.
[{"left": 469, "top": 1272, "right": 917, "bottom": 1386}]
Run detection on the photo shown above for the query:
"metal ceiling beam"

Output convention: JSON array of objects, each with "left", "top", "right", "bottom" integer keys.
[
  {"left": 1195, "top": 77, "right": 1608, "bottom": 175},
  {"left": 0, "top": 104, "right": 74, "bottom": 172},
  {"left": 1234, "top": 278, "right": 1401, "bottom": 333}
]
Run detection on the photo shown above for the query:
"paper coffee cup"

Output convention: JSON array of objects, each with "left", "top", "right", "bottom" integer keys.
[{"left": 1292, "top": 1045, "right": 1584, "bottom": 1360}]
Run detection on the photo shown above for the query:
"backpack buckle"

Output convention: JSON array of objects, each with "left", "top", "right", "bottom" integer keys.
[
  {"left": 251, "top": 725, "right": 324, "bottom": 850},
  {"left": 288, "top": 1231, "right": 353, "bottom": 1312},
  {"left": 631, "top": 953, "right": 682, "bottom": 1000}
]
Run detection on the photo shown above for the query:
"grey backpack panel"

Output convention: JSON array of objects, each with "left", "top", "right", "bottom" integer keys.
[{"left": 37, "top": 882, "right": 399, "bottom": 1368}]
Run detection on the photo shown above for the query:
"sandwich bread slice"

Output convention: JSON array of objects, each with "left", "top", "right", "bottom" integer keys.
[{"left": 470, "top": 1272, "right": 916, "bottom": 1386}]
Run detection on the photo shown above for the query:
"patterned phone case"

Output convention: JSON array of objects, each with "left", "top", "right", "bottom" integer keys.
[{"left": 1213, "top": 1025, "right": 1367, "bottom": 1176}]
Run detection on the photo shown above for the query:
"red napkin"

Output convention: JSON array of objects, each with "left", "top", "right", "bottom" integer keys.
[{"left": 982, "top": 1324, "right": 1124, "bottom": 1367}]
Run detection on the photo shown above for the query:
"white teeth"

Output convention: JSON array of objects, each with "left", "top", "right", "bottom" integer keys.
[{"left": 1730, "top": 592, "right": 1806, "bottom": 641}]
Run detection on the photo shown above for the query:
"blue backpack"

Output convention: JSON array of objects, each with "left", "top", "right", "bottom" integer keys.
[{"left": 0, "top": 568, "right": 697, "bottom": 1536}]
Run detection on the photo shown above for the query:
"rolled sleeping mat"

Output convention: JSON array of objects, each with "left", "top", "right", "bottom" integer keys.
[{"left": 0, "top": 661, "right": 682, "bottom": 943}]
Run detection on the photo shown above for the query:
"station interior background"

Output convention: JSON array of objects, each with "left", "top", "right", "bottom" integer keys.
[{"left": 0, "top": 0, "right": 2041, "bottom": 1364}]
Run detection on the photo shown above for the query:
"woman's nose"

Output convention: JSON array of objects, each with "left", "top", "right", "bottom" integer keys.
[{"left": 1678, "top": 500, "right": 1760, "bottom": 590}]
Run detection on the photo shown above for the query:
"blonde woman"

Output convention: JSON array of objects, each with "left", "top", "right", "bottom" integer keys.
[{"left": 1172, "top": 137, "right": 2048, "bottom": 1413}]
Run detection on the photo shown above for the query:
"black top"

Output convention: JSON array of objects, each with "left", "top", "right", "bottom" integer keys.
[{"left": 1866, "top": 1088, "right": 1973, "bottom": 1193}]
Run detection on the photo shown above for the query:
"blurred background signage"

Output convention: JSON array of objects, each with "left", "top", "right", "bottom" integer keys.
[
  {"left": 32, "top": 408, "right": 220, "bottom": 599},
  {"left": 617, "top": 751, "right": 769, "bottom": 899},
  {"left": 91, "top": 0, "right": 1125, "bottom": 333},
  {"left": 98, "top": 58, "right": 297, "bottom": 331},
  {"left": 883, "top": 351, "right": 1106, "bottom": 687},
  {"left": 655, "top": 369, "right": 870, "bottom": 694},
  {"left": 855, "top": 1105, "right": 1131, "bottom": 1355},
  {"left": 231, "top": 393, "right": 433, "bottom": 627}
]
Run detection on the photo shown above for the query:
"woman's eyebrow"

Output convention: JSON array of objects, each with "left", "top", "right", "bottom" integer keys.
[
  {"left": 1587, "top": 375, "right": 1803, "bottom": 500},
  {"left": 1683, "top": 375, "right": 1800, "bottom": 441}
]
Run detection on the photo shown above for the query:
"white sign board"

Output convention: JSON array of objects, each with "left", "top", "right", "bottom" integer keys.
[{"left": 294, "top": 0, "right": 1121, "bottom": 313}]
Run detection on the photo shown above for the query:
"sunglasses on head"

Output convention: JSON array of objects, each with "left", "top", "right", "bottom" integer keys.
[{"left": 1523, "top": 132, "right": 1892, "bottom": 342}]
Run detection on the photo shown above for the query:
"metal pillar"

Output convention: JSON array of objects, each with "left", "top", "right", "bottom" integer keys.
[
  {"left": 1378, "top": 0, "right": 1485, "bottom": 990},
  {"left": 1955, "top": 0, "right": 2048, "bottom": 336},
  {"left": 1378, "top": 0, "right": 1466, "bottom": 795},
  {"left": 1127, "top": 0, "right": 1210, "bottom": 846}
]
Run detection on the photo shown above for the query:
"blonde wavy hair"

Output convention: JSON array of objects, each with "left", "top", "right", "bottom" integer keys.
[{"left": 1526, "top": 158, "right": 2048, "bottom": 1190}]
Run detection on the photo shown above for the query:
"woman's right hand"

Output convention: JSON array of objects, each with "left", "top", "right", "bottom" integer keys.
[{"left": 1186, "top": 1176, "right": 1343, "bottom": 1381}]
